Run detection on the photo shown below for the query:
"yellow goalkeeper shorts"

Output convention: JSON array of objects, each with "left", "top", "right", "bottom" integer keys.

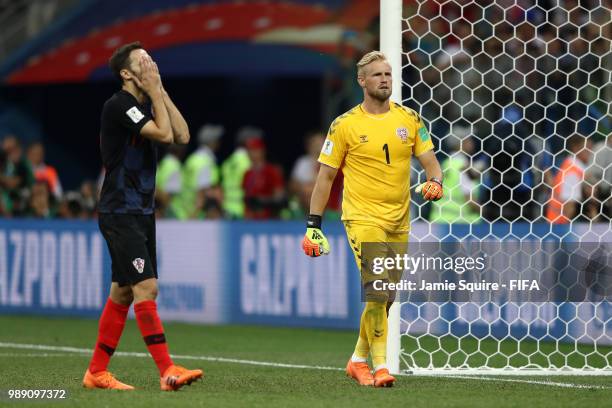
[{"left": 343, "top": 221, "right": 408, "bottom": 286}]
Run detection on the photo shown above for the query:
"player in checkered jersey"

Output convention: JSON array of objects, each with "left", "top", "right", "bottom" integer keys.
[{"left": 84, "top": 42, "right": 202, "bottom": 391}]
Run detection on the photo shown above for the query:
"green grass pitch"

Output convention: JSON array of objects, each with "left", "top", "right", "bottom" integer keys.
[{"left": 0, "top": 315, "right": 610, "bottom": 407}]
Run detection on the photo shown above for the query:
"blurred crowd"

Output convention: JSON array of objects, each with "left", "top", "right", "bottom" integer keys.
[
  {"left": 1, "top": 124, "right": 609, "bottom": 224},
  {"left": 425, "top": 130, "right": 611, "bottom": 224},
  {"left": 0, "top": 126, "right": 344, "bottom": 222},
  {"left": 0, "top": 135, "right": 97, "bottom": 219},
  {"left": 403, "top": 0, "right": 611, "bottom": 224},
  {"left": 153, "top": 125, "right": 343, "bottom": 221},
  {"left": 0, "top": 0, "right": 609, "bottom": 224}
]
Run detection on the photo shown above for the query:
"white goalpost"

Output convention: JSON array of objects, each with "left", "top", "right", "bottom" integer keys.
[
  {"left": 382, "top": 0, "right": 611, "bottom": 375},
  {"left": 381, "top": 0, "right": 404, "bottom": 376}
]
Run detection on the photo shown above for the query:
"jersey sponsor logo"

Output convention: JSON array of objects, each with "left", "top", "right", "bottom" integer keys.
[
  {"left": 418, "top": 126, "right": 430, "bottom": 142},
  {"left": 396, "top": 127, "right": 408, "bottom": 144},
  {"left": 359, "top": 135, "right": 369, "bottom": 143},
  {"left": 321, "top": 139, "right": 334, "bottom": 156},
  {"left": 132, "top": 257, "right": 145, "bottom": 274},
  {"left": 126, "top": 106, "right": 145, "bottom": 124}
]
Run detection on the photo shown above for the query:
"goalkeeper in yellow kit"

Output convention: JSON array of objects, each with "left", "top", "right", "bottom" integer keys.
[{"left": 302, "top": 51, "right": 443, "bottom": 387}]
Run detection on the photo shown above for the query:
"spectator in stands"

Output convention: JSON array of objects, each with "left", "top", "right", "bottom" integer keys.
[
  {"left": 26, "top": 141, "right": 63, "bottom": 200},
  {"left": 0, "top": 135, "right": 34, "bottom": 216},
  {"left": 287, "top": 131, "right": 342, "bottom": 220},
  {"left": 221, "top": 126, "right": 259, "bottom": 219},
  {"left": 156, "top": 144, "right": 185, "bottom": 218},
  {"left": 181, "top": 124, "right": 223, "bottom": 219},
  {"left": 80, "top": 180, "right": 97, "bottom": 217},
  {"left": 0, "top": 148, "right": 9, "bottom": 216},
  {"left": 242, "top": 137, "right": 285, "bottom": 220},
  {"left": 26, "top": 180, "right": 54, "bottom": 218},
  {"left": 57, "top": 191, "right": 85, "bottom": 219},
  {"left": 529, "top": 135, "right": 556, "bottom": 220},
  {"left": 430, "top": 125, "right": 482, "bottom": 224},
  {"left": 481, "top": 109, "right": 537, "bottom": 222},
  {"left": 546, "top": 134, "right": 593, "bottom": 224},
  {"left": 202, "top": 196, "right": 223, "bottom": 220},
  {"left": 585, "top": 134, "right": 612, "bottom": 221},
  {"left": 288, "top": 131, "right": 325, "bottom": 218}
]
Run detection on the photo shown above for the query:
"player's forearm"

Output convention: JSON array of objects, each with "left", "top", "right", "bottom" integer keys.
[
  {"left": 162, "top": 89, "right": 190, "bottom": 144},
  {"left": 150, "top": 91, "right": 172, "bottom": 142},
  {"left": 422, "top": 158, "right": 443, "bottom": 181},
  {"left": 309, "top": 173, "right": 333, "bottom": 216}
]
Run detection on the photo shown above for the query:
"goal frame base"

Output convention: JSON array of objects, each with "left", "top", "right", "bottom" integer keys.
[{"left": 401, "top": 367, "right": 612, "bottom": 376}]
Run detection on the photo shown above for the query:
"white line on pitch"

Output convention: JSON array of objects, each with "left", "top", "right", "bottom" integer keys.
[
  {"left": 436, "top": 375, "right": 610, "bottom": 390},
  {"left": 0, "top": 342, "right": 342, "bottom": 371},
  {"left": 0, "top": 342, "right": 608, "bottom": 390},
  {"left": 0, "top": 352, "right": 75, "bottom": 357}
]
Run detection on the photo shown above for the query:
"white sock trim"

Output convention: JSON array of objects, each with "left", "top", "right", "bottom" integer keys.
[
  {"left": 351, "top": 354, "right": 367, "bottom": 363},
  {"left": 374, "top": 364, "right": 387, "bottom": 372}
]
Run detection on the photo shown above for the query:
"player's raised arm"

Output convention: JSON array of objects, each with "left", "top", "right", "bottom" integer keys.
[
  {"left": 155, "top": 68, "right": 190, "bottom": 144},
  {"left": 161, "top": 88, "right": 190, "bottom": 144},
  {"left": 302, "top": 163, "right": 337, "bottom": 257},
  {"left": 145, "top": 54, "right": 190, "bottom": 144},
  {"left": 416, "top": 150, "right": 444, "bottom": 201},
  {"left": 133, "top": 56, "right": 173, "bottom": 144}
]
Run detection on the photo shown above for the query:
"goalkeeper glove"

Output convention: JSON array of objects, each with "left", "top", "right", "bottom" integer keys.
[
  {"left": 302, "top": 214, "right": 330, "bottom": 257},
  {"left": 415, "top": 177, "right": 443, "bottom": 201}
]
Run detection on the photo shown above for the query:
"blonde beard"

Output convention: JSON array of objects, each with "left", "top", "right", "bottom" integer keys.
[{"left": 367, "top": 88, "right": 391, "bottom": 102}]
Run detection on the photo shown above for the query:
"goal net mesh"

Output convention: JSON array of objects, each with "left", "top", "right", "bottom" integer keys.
[{"left": 400, "top": 0, "right": 611, "bottom": 373}]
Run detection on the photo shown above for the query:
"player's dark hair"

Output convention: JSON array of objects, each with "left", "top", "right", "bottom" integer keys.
[{"left": 109, "top": 42, "right": 143, "bottom": 82}]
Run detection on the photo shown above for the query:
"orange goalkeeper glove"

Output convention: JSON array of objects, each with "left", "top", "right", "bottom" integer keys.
[
  {"left": 415, "top": 177, "right": 443, "bottom": 201},
  {"left": 302, "top": 214, "right": 330, "bottom": 257}
]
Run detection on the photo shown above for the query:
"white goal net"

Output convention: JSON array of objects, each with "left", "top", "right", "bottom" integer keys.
[{"left": 386, "top": 0, "right": 611, "bottom": 375}]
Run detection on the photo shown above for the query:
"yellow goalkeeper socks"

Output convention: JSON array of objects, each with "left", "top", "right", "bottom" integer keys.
[
  {"left": 364, "top": 301, "right": 388, "bottom": 370},
  {"left": 352, "top": 307, "right": 370, "bottom": 361}
]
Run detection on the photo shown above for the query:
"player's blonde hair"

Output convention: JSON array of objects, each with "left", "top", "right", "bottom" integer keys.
[{"left": 356, "top": 51, "right": 388, "bottom": 77}]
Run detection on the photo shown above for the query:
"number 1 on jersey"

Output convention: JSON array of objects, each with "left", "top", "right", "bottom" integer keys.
[{"left": 383, "top": 143, "right": 391, "bottom": 164}]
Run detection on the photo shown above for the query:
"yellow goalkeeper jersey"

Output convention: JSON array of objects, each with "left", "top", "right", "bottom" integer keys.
[{"left": 318, "top": 102, "right": 434, "bottom": 232}]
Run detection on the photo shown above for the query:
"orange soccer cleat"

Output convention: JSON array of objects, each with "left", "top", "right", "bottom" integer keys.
[
  {"left": 345, "top": 359, "right": 375, "bottom": 386},
  {"left": 373, "top": 368, "right": 396, "bottom": 388},
  {"left": 160, "top": 365, "right": 204, "bottom": 391},
  {"left": 82, "top": 369, "right": 135, "bottom": 390}
]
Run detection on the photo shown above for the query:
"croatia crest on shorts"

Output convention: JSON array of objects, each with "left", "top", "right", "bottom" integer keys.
[
  {"left": 132, "top": 258, "right": 145, "bottom": 274},
  {"left": 396, "top": 127, "right": 408, "bottom": 143}
]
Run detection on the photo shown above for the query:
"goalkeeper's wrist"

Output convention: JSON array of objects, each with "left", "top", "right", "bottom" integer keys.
[
  {"left": 429, "top": 177, "right": 443, "bottom": 186},
  {"left": 307, "top": 214, "right": 322, "bottom": 229}
]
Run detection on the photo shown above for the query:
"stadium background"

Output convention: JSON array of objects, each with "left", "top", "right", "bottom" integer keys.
[{"left": 0, "top": 0, "right": 610, "bottom": 406}]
